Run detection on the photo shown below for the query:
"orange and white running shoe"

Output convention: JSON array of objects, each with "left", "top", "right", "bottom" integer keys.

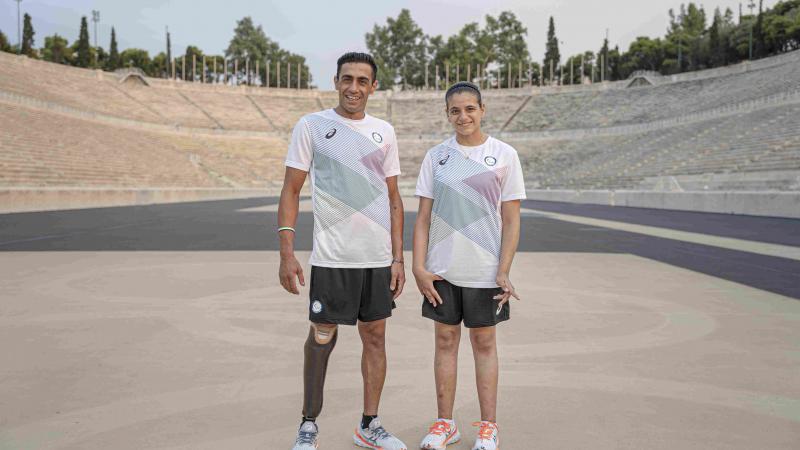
[
  {"left": 420, "top": 418, "right": 461, "bottom": 449},
  {"left": 471, "top": 421, "right": 499, "bottom": 450},
  {"left": 353, "top": 416, "right": 407, "bottom": 449}
]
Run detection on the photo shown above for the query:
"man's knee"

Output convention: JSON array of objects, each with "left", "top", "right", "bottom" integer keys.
[
  {"left": 311, "top": 323, "right": 338, "bottom": 344},
  {"left": 358, "top": 320, "right": 386, "bottom": 350}
]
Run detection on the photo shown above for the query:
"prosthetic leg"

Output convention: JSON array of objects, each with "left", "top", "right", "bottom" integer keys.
[{"left": 302, "top": 323, "right": 338, "bottom": 419}]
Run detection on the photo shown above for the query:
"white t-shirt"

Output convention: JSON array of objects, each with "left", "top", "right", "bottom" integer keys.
[
  {"left": 415, "top": 136, "right": 526, "bottom": 287},
  {"left": 286, "top": 109, "right": 401, "bottom": 268}
]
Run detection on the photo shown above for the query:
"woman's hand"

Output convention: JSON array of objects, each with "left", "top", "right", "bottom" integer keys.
[
  {"left": 413, "top": 267, "right": 444, "bottom": 307},
  {"left": 494, "top": 272, "right": 520, "bottom": 308}
]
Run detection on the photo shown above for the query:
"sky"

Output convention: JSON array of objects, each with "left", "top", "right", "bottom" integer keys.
[{"left": 0, "top": 0, "right": 768, "bottom": 89}]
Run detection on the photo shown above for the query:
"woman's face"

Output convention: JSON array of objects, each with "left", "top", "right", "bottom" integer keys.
[{"left": 446, "top": 92, "right": 485, "bottom": 137}]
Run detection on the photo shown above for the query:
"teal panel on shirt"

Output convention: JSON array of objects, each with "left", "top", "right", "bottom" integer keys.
[
  {"left": 433, "top": 179, "right": 491, "bottom": 231},
  {"left": 314, "top": 151, "right": 382, "bottom": 211}
]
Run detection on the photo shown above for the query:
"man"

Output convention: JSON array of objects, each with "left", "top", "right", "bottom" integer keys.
[{"left": 278, "top": 52, "right": 407, "bottom": 450}]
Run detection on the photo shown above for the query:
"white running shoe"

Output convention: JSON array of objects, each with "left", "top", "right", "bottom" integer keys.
[
  {"left": 291, "top": 420, "right": 319, "bottom": 450},
  {"left": 353, "top": 417, "right": 407, "bottom": 449},
  {"left": 420, "top": 418, "right": 461, "bottom": 449},
  {"left": 471, "top": 421, "right": 499, "bottom": 450}
]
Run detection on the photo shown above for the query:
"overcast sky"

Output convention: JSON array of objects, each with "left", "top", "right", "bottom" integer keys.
[{"left": 1, "top": 0, "right": 768, "bottom": 89}]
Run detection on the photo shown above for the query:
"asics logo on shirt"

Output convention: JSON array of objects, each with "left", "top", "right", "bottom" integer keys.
[
  {"left": 438, "top": 154, "right": 450, "bottom": 165},
  {"left": 325, "top": 128, "right": 337, "bottom": 139}
]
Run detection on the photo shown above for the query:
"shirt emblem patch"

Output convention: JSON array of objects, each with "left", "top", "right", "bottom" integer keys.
[
  {"left": 372, "top": 132, "right": 383, "bottom": 143},
  {"left": 484, "top": 156, "right": 497, "bottom": 166}
]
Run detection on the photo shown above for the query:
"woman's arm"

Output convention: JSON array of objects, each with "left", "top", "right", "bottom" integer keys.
[
  {"left": 412, "top": 197, "right": 443, "bottom": 306},
  {"left": 495, "top": 199, "right": 521, "bottom": 307}
]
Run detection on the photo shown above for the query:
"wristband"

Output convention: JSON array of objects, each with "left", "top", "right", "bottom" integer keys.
[
  {"left": 277, "top": 226, "right": 295, "bottom": 233},
  {"left": 392, "top": 259, "right": 404, "bottom": 264}
]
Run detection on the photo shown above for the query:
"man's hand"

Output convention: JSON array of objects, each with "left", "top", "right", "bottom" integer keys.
[
  {"left": 390, "top": 260, "right": 405, "bottom": 299},
  {"left": 494, "top": 272, "right": 520, "bottom": 307},
  {"left": 279, "top": 254, "right": 305, "bottom": 295},
  {"left": 413, "top": 267, "right": 444, "bottom": 307}
]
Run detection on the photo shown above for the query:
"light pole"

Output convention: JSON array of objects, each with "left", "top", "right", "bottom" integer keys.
[
  {"left": 15, "top": 0, "right": 22, "bottom": 55},
  {"left": 92, "top": 10, "right": 100, "bottom": 68},
  {"left": 748, "top": 0, "right": 755, "bottom": 60}
]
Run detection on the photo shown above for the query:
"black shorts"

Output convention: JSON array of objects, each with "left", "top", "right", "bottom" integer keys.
[
  {"left": 422, "top": 279, "right": 509, "bottom": 328},
  {"left": 308, "top": 265, "right": 396, "bottom": 325}
]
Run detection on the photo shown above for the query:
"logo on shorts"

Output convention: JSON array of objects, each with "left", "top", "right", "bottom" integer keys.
[
  {"left": 438, "top": 154, "right": 450, "bottom": 165},
  {"left": 484, "top": 156, "right": 497, "bottom": 166},
  {"left": 372, "top": 132, "right": 383, "bottom": 143},
  {"left": 325, "top": 128, "right": 337, "bottom": 139},
  {"left": 311, "top": 300, "right": 323, "bottom": 314}
]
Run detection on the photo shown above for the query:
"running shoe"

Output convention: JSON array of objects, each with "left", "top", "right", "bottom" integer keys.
[
  {"left": 420, "top": 418, "right": 461, "bottom": 449},
  {"left": 471, "top": 421, "right": 499, "bottom": 450},
  {"left": 353, "top": 416, "right": 407, "bottom": 449}
]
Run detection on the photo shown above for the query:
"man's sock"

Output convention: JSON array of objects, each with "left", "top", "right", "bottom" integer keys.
[{"left": 361, "top": 414, "right": 378, "bottom": 430}]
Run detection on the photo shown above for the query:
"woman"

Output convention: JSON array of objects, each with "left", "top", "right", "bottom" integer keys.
[{"left": 413, "top": 81, "right": 525, "bottom": 450}]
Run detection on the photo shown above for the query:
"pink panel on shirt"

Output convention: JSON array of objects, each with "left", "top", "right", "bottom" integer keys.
[
  {"left": 463, "top": 167, "right": 504, "bottom": 205},
  {"left": 359, "top": 147, "right": 386, "bottom": 178}
]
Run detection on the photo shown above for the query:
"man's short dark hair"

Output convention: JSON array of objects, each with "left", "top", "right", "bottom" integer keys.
[{"left": 336, "top": 52, "right": 378, "bottom": 82}]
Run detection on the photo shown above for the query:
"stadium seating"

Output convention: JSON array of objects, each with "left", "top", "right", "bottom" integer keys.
[{"left": 1, "top": 49, "right": 798, "bottom": 192}]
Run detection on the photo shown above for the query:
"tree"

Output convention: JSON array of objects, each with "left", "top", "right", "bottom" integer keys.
[
  {"left": 106, "top": 27, "right": 119, "bottom": 71},
  {"left": 42, "top": 34, "right": 72, "bottom": 64},
  {"left": 365, "top": 9, "right": 429, "bottom": 89},
  {"left": 486, "top": 11, "right": 530, "bottom": 87},
  {"left": 0, "top": 29, "right": 10, "bottom": 52},
  {"left": 620, "top": 37, "right": 665, "bottom": 76},
  {"left": 75, "top": 16, "right": 91, "bottom": 67},
  {"left": 708, "top": 8, "right": 723, "bottom": 66},
  {"left": 21, "top": 13, "right": 35, "bottom": 57},
  {"left": 119, "top": 48, "right": 151, "bottom": 73},
  {"left": 151, "top": 52, "right": 169, "bottom": 78},
  {"left": 543, "top": 16, "right": 560, "bottom": 84},
  {"left": 226, "top": 17, "right": 311, "bottom": 87}
]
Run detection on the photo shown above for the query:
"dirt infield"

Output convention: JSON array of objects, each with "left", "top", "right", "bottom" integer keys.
[{"left": 1, "top": 249, "right": 798, "bottom": 449}]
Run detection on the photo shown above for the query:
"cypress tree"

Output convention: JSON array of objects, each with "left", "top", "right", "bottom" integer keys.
[
  {"left": 21, "top": 13, "right": 35, "bottom": 57},
  {"left": 76, "top": 16, "right": 91, "bottom": 67},
  {"left": 543, "top": 16, "right": 560, "bottom": 83},
  {"left": 107, "top": 27, "right": 119, "bottom": 70}
]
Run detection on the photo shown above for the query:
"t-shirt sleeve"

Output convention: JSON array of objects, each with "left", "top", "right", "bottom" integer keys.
[
  {"left": 285, "top": 118, "right": 312, "bottom": 171},
  {"left": 415, "top": 152, "right": 434, "bottom": 198},
  {"left": 501, "top": 150, "right": 526, "bottom": 201},
  {"left": 382, "top": 127, "right": 401, "bottom": 178}
]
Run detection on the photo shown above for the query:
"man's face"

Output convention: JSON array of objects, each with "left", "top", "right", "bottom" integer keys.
[{"left": 334, "top": 62, "right": 377, "bottom": 115}]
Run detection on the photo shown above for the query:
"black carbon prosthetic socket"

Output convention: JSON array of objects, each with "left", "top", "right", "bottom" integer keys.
[{"left": 302, "top": 325, "right": 338, "bottom": 418}]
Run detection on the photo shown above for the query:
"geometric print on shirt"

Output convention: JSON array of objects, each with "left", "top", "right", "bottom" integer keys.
[
  {"left": 428, "top": 143, "right": 505, "bottom": 258},
  {"left": 305, "top": 114, "right": 392, "bottom": 233}
]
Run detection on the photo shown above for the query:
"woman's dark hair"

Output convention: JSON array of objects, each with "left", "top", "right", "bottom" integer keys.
[
  {"left": 445, "top": 81, "right": 482, "bottom": 107},
  {"left": 336, "top": 52, "right": 378, "bottom": 82}
]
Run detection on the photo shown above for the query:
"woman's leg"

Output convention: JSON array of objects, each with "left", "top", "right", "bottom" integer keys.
[
  {"left": 469, "top": 326, "right": 498, "bottom": 422},
  {"left": 434, "top": 321, "right": 461, "bottom": 419}
]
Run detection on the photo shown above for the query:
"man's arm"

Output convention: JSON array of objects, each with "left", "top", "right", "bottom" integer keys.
[
  {"left": 278, "top": 167, "right": 308, "bottom": 294},
  {"left": 386, "top": 175, "right": 405, "bottom": 299}
]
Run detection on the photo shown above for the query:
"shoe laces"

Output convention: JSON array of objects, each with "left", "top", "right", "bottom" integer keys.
[
  {"left": 296, "top": 423, "right": 317, "bottom": 445},
  {"left": 473, "top": 421, "right": 497, "bottom": 440},
  {"left": 428, "top": 420, "right": 452, "bottom": 436},
  {"left": 369, "top": 423, "right": 392, "bottom": 441}
]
